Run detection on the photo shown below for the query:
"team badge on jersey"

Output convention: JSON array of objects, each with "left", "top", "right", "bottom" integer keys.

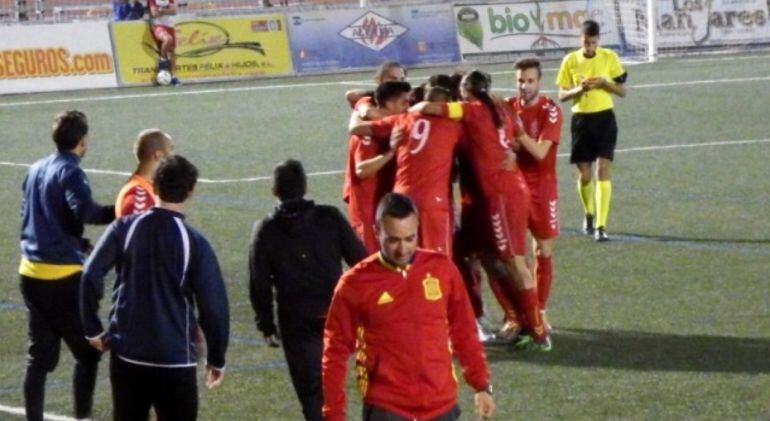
[{"left": 422, "top": 274, "right": 442, "bottom": 301}]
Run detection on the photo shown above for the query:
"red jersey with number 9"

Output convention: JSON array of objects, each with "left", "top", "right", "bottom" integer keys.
[{"left": 368, "top": 112, "right": 462, "bottom": 210}]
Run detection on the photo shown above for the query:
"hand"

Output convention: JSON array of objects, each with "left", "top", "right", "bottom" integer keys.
[
  {"left": 582, "top": 77, "right": 605, "bottom": 90},
  {"left": 474, "top": 391, "right": 495, "bottom": 419},
  {"left": 264, "top": 334, "right": 281, "bottom": 348},
  {"left": 88, "top": 336, "right": 109, "bottom": 352},
  {"left": 205, "top": 365, "right": 225, "bottom": 389},
  {"left": 389, "top": 126, "right": 404, "bottom": 149}
]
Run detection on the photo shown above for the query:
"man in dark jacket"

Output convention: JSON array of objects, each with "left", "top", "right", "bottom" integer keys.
[
  {"left": 249, "top": 159, "right": 366, "bottom": 421},
  {"left": 81, "top": 155, "right": 229, "bottom": 421},
  {"left": 19, "top": 110, "right": 115, "bottom": 421}
]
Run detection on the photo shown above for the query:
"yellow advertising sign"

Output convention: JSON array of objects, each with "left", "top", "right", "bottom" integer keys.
[{"left": 111, "top": 15, "right": 293, "bottom": 84}]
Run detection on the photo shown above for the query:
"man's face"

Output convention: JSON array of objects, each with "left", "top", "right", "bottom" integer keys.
[
  {"left": 516, "top": 67, "right": 540, "bottom": 103},
  {"left": 77, "top": 136, "right": 89, "bottom": 158},
  {"left": 384, "top": 92, "right": 411, "bottom": 114},
  {"left": 581, "top": 35, "right": 599, "bottom": 56},
  {"left": 378, "top": 66, "right": 406, "bottom": 83},
  {"left": 376, "top": 213, "right": 418, "bottom": 267}
]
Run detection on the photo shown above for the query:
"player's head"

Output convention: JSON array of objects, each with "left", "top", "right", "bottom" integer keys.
[
  {"left": 581, "top": 20, "right": 601, "bottom": 56},
  {"left": 375, "top": 193, "right": 419, "bottom": 268},
  {"left": 375, "top": 61, "right": 407, "bottom": 83},
  {"left": 52, "top": 110, "right": 88, "bottom": 156},
  {"left": 409, "top": 83, "right": 426, "bottom": 105},
  {"left": 514, "top": 57, "right": 542, "bottom": 102},
  {"left": 154, "top": 155, "right": 198, "bottom": 204},
  {"left": 135, "top": 129, "right": 173, "bottom": 165},
  {"left": 375, "top": 81, "right": 412, "bottom": 114},
  {"left": 272, "top": 159, "right": 306, "bottom": 202},
  {"left": 461, "top": 70, "right": 503, "bottom": 128},
  {"left": 426, "top": 86, "right": 452, "bottom": 103},
  {"left": 428, "top": 73, "right": 461, "bottom": 101}
]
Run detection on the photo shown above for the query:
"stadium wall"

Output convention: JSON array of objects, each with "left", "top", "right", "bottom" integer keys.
[
  {"left": 0, "top": 21, "right": 118, "bottom": 94},
  {"left": 2, "top": 0, "right": 770, "bottom": 94}
]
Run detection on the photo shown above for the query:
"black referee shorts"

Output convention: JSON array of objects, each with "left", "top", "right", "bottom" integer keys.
[{"left": 570, "top": 109, "right": 618, "bottom": 164}]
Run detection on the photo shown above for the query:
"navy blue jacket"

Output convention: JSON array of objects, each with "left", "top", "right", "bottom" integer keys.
[
  {"left": 20, "top": 152, "right": 114, "bottom": 266},
  {"left": 80, "top": 207, "right": 229, "bottom": 369}
]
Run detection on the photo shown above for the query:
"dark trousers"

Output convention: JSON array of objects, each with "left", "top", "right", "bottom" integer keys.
[
  {"left": 20, "top": 274, "right": 100, "bottom": 421},
  {"left": 110, "top": 354, "right": 198, "bottom": 421},
  {"left": 363, "top": 404, "right": 461, "bottom": 421},
  {"left": 280, "top": 317, "right": 325, "bottom": 421}
]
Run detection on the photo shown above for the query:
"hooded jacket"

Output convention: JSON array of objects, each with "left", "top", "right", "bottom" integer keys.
[{"left": 249, "top": 199, "right": 366, "bottom": 336}]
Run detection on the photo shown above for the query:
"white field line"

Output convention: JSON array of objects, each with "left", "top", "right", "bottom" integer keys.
[
  {"left": 0, "top": 80, "right": 355, "bottom": 108},
  {"left": 2, "top": 66, "right": 769, "bottom": 108},
  {"left": 493, "top": 75, "right": 770, "bottom": 94},
  {"left": 0, "top": 403, "right": 75, "bottom": 421},
  {"left": 2, "top": 138, "right": 768, "bottom": 184}
]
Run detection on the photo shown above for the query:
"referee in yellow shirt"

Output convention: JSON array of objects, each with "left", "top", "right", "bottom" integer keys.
[{"left": 556, "top": 20, "right": 627, "bottom": 241}]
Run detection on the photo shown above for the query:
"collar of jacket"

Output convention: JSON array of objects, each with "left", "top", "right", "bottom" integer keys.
[
  {"left": 56, "top": 151, "right": 81, "bottom": 164},
  {"left": 151, "top": 206, "right": 185, "bottom": 219},
  {"left": 377, "top": 251, "right": 415, "bottom": 276},
  {"left": 275, "top": 198, "right": 314, "bottom": 216}
]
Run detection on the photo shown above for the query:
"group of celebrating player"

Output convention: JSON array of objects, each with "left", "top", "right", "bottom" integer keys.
[
  {"left": 340, "top": 19, "right": 627, "bottom": 352},
  {"left": 16, "top": 17, "right": 626, "bottom": 421}
]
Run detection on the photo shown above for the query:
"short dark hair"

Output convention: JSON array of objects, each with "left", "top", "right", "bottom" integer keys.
[
  {"left": 514, "top": 57, "right": 542, "bottom": 79},
  {"left": 375, "top": 81, "right": 412, "bottom": 107},
  {"left": 52, "top": 110, "right": 88, "bottom": 152},
  {"left": 153, "top": 155, "right": 198, "bottom": 204},
  {"left": 409, "top": 84, "right": 426, "bottom": 105},
  {"left": 426, "top": 86, "right": 451, "bottom": 102},
  {"left": 582, "top": 19, "right": 600, "bottom": 36},
  {"left": 375, "top": 193, "right": 418, "bottom": 223},
  {"left": 273, "top": 159, "right": 306, "bottom": 201}
]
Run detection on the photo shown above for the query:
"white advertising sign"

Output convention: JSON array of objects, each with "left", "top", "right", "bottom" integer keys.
[{"left": 0, "top": 21, "right": 118, "bottom": 95}]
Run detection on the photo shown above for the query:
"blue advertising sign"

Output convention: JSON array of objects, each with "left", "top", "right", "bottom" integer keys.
[{"left": 288, "top": 4, "right": 460, "bottom": 73}]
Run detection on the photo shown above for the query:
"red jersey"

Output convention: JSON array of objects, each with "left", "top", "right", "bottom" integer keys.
[
  {"left": 441, "top": 101, "right": 523, "bottom": 189},
  {"left": 342, "top": 113, "right": 396, "bottom": 251},
  {"left": 322, "top": 251, "right": 489, "bottom": 421},
  {"left": 148, "top": 0, "right": 175, "bottom": 27},
  {"left": 507, "top": 95, "right": 562, "bottom": 180},
  {"left": 349, "top": 94, "right": 374, "bottom": 111},
  {"left": 368, "top": 112, "right": 463, "bottom": 210},
  {"left": 115, "top": 174, "right": 156, "bottom": 218}
]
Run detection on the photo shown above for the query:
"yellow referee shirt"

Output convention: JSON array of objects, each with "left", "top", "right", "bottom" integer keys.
[{"left": 556, "top": 47, "right": 625, "bottom": 114}]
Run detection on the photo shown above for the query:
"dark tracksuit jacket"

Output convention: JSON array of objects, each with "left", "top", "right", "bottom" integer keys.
[
  {"left": 249, "top": 198, "right": 366, "bottom": 421},
  {"left": 80, "top": 207, "right": 229, "bottom": 369},
  {"left": 20, "top": 152, "right": 114, "bottom": 275}
]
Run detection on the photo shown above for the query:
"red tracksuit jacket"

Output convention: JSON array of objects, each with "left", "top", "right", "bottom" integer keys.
[{"left": 322, "top": 250, "right": 490, "bottom": 420}]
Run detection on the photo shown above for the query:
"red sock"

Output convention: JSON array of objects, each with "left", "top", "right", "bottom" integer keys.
[
  {"left": 519, "top": 288, "right": 546, "bottom": 341},
  {"left": 488, "top": 275, "right": 519, "bottom": 323},
  {"left": 535, "top": 255, "right": 553, "bottom": 309}
]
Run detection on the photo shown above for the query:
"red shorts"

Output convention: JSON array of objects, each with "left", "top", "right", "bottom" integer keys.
[
  {"left": 484, "top": 171, "right": 531, "bottom": 259},
  {"left": 527, "top": 177, "right": 560, "bottom": 240},
  {"left": 417, "top": 206, "right": 452, "bottom": 256},
  {"left": 348, "top": 202, "right": 378, "bottom": 255},
  {"left": 151, "top": 25, "right": 176, "bottom": 49},
  {"left": 352, "top": 222, "right": 378, "bottom": 255}
]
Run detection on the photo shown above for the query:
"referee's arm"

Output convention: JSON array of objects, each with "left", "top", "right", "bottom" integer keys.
[
  {"left": 190, "top": 237, "right": 230, "bottom": 370},
  {"left": 80, "top": 221, "right": 121, "bottom": 339}
]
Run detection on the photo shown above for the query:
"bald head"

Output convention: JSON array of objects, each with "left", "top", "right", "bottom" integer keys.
[{"left": 135, "top": 129, "right": 172, "bottom": 164}]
